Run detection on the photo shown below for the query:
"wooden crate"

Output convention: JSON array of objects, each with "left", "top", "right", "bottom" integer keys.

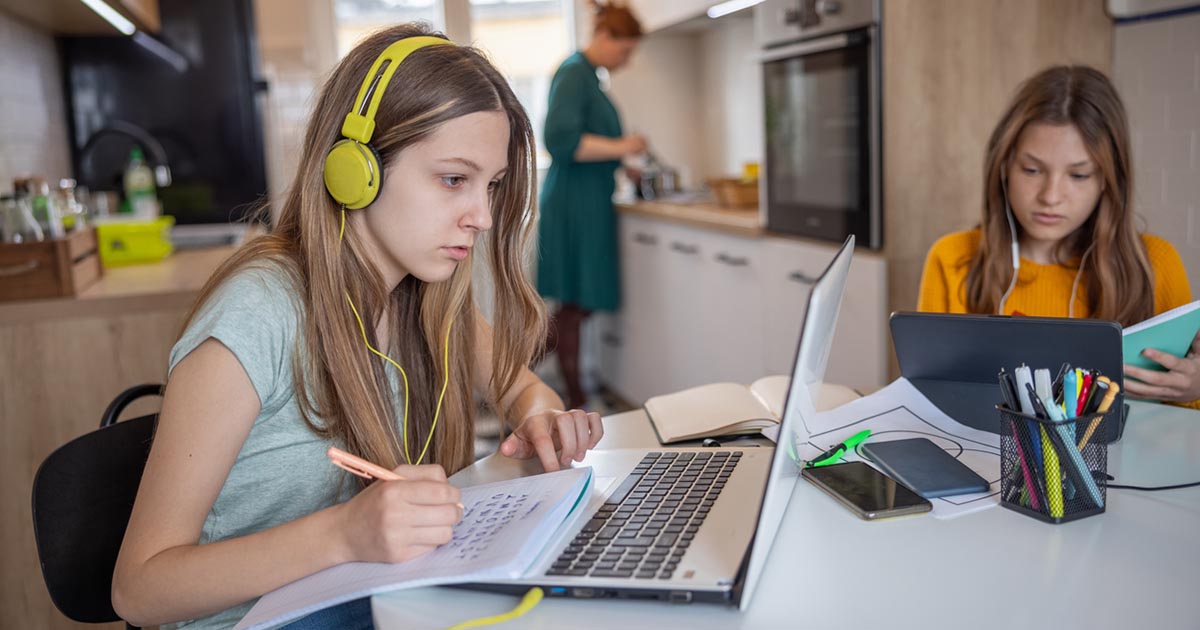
[
  {"left": 707, "top": 177, "right": 760, "bottom": 208},
  {"left": 0, "top": 228, "right": 104, "bottom": 301}
]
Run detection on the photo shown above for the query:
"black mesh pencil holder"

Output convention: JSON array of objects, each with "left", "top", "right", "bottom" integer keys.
[{"left": 997, "top": 405, "right": 1110, "bottom": 524}]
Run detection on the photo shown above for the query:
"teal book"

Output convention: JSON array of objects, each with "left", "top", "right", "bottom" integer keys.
[{"left": 1123, "top": 300, "right": 1200, "bottom": 370}]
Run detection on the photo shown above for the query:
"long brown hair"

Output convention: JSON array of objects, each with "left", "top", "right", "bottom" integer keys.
[
  {"left": 589, "top": 0, "right": 642, "bottom": 38},
  {"left": 179, "top": 24, "right": 545, "bottom": 476},
  {"left": 965, "top": 65, "right": 1153, "bottom": 325}
]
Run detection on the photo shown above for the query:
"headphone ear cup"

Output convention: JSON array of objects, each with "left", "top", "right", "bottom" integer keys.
[{"left": 324, "top": 140, "right": 383, "bottom": 209}]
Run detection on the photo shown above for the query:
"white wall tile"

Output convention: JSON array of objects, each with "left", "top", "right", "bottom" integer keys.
[
  {"left": 1138, "top": 130, "right": 1192, "bottom": 174},
  {"left": 698, "top": 15, "right": 763, "bottom": 179},
  {"left": 1116, "top": 9, "right": 1200, "bottom": 283},
  {"left": 0, "top": 12, "right": 73, "bottom": 194},
  {"left": 1190, "top": 205, "right": 1200, "bottom": 247}
]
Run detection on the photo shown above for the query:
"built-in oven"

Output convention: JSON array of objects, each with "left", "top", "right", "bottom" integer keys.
[{"left": 756, "top": 0, "right": 881, "bottom": 249}]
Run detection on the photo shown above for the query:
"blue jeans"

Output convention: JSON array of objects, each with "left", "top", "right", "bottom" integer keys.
[{"left": 279, "top": 597, "right": 374, "bottom": 630}]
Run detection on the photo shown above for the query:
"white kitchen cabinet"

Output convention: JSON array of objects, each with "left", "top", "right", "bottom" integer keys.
[
  {"left": 762, "top": 237, "right": 888, "bottom": 390},
  {"left": 625, "top": 0, "right": 711, "bottom": 33},
  {"left": 609, "top": 215, "right": 671, "bottom": 403},
  {"left": 760, "top": 239, "right": 829, "bottom": 377},
  {"left": 598, "top": 213, "right": 888, "bottom": 405},
  {"left": 688, "top": 226, "right": 766, "bottom": 389},
  {"left": 654, "top": 221, "right": 708, "bottom": 394},
  {"left": 0, "top": 0, "right": 160, "bottom": 34}
]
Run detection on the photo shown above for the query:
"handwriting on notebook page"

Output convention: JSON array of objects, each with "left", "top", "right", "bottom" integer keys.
[{"left": 449, "top": 491, "right": 534, "bottom": 562}]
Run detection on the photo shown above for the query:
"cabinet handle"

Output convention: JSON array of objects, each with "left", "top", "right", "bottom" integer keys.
[
  {"left": 0, "top": 260, "right": 39, "bottom": 277},
  {"left": 816, "top": 0, "right": 842, "bottom": 15},
  {"left": 632, "top": 232, "right": 658, "bottom": 246},
  {"left": 788, "top": 271, "right": 818, "bottom": 285},
  {"left": 670, "top": 242, "right": 699, "bottom": 255},
  {"left": 715, "top": 253, "right": 749, "bottom": 267},
  {"left": 601, "top": 332, "right": 622, "bottom": 347}
]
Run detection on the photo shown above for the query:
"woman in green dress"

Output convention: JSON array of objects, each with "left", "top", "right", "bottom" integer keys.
[{"left": 538, "top": 1, "right": 646, "bottom": 409}]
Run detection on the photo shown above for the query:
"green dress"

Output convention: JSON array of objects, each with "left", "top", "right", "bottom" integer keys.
[{"left": 537, "top": 51, "right": 623, "bottom": 312}]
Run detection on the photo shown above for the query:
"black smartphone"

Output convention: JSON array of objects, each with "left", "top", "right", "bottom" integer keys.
[
  {"left": 801, "top": 461, "right": 933, "bottom": 520},
  {"left": 861, "top": 438, "right": 990, "bottom": 498}
]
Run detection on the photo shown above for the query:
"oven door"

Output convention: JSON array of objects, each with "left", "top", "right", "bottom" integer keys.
[{"left": 762, "top": 27, "right": 880, "bottom": 249}]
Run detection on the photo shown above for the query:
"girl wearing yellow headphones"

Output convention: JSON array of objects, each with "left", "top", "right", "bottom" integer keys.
[
  {"left": 918, "top": 65, "right": 1200, "bottom": 408},
  {"left": 113, "top": 25, "right": 602, "bottom": 629}
]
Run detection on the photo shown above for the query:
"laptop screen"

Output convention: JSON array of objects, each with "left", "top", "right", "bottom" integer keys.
[{"left": 735, "top": 234, "right": 855, "bottom": 610}]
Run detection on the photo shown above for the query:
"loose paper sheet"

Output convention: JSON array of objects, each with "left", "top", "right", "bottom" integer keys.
[{"left": 765, "top": 378, "right": 1000, "bottom": 519}]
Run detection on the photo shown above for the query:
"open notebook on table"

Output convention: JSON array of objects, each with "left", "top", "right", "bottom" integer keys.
[
  {"left": 234, "top": 467, "right": 593, "bottom": 630},
  {"left": 644, "top": 376, "right": 791, "bottom": 444}
]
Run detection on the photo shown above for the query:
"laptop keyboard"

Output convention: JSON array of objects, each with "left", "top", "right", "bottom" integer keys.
[{"left": 546, "top": 450, "right": 741, "bottom": 580}]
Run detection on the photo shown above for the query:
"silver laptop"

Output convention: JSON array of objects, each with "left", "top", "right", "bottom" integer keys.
[{"left": 461, "top": 234, "right": 855, "bottom": 608}]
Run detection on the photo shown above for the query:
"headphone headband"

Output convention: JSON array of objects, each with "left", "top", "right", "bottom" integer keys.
[
  {"left": 340, "top": 36, "right": 453, "bottom": 144},
  {"left": 325, "top": 35, "right": 455, "bottom": 209}
]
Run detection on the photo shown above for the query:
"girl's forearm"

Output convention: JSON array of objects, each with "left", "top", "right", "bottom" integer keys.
[
  {"left": 113, "top": 502, "right": 350, "bottom": 627},
  {"left": 504, "top": 380, "right": 566, "bottom": 429}
]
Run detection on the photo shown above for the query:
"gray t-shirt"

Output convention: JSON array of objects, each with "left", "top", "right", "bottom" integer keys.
[{"left": 163, "top": 263, "right": 361, "bottom": 630}]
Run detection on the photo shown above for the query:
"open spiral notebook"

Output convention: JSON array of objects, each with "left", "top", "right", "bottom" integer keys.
[{"left": 233, "top": 466, "right": 593, "bottom": 630}]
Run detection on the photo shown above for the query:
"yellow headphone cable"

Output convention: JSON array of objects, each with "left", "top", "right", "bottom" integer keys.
[
  {"left": 339, "top": 208, "right": 451, "bottom": 466},
  {"left": 326, "top": 38, "right": 545, "bottom": 628},
  {"left": 447, "top": 587, "right": 544, "bottom": 630}
]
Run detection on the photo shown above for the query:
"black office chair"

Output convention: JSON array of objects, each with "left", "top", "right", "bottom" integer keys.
[{"left": 32, "top": 384, "right": 163, "bottom": 629}]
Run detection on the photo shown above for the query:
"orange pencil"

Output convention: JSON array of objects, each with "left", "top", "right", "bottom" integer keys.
[
  {"left": 328, "top": 446, "right": 406, "bottom": 480},
  {"left": 328, "top": 446, "right": 464, "bottom": 509}
]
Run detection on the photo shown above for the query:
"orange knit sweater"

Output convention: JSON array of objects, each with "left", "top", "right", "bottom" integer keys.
[{"left": 918, "top": 229, "right": 1197, "bottom": 409}]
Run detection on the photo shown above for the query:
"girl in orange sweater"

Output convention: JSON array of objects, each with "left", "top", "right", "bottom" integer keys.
[{"left": 917, "top": 66, "right": 1199, "bottom": 406}]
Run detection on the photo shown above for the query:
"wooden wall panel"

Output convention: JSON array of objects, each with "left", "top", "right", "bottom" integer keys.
[{"left": 1, "top": 308, "right": 182, "bottom": 630}]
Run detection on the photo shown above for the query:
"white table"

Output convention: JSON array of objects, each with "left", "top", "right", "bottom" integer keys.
[{"left": 373, "top": 393, "right": 1200, "bottom": 629}]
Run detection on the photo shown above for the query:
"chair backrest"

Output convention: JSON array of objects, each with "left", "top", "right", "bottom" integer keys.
[{"left": 32, "top": 384, "right": 161, "bottom": 625}]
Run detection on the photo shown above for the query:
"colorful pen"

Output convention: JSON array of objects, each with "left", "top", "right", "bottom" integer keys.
[
  {"left": 1017, "top": 366, "right": 1044, "bottom": 468},
  {"left": 1076, "top": 372, "right": 1094, "bottom": 417},
  {"left": 1039, "top": 395, "right": 1104, "bottom": 509},
  {"left": 1083, "top": 369, "right": 1102, "bottom": 413},
  {"left": 1008, "top": 421, "right": 1042, "bottom": 511},
  {"left": 1051, "top": 362, "right": 1071, "bottom": 400},
  {"left": 1059, "top": 369, "right": 1079, "bottom": 500},
  {"left": 807, "top": 429, "right": 871, "bottom": 467},
  {"left": 1077, "top": 378, "right": 1120, "bottom": 451},
  {"left": 1063, "top": 368, "right": 1078, "bottom": 420},
  {"left": 999, "top": 369, "right": 1036, "bottom": 506}
]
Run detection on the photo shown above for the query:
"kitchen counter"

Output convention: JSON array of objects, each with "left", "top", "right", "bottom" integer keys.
[
  {"left": 616, "top": 199, "right": 763, "bottom": 238},
  {"left": 0, "top": 244, "right": 239, "bottom": 630},
  {"left": 0, "top": 245, "right": 239, "bottom": 324}
]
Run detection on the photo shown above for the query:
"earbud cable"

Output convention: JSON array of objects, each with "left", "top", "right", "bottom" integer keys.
[
  {"left": 997, "top": 187, "right": 1020, "bottom": 315},
  {"left": 448, "top": 587, "right": 544, "bottom": 630},
  {"left": 996, "top": 183, "right": 1089, "bottom": 318},
  {"left": 339, "top": 208, "right": 451, "bottom": 466}
]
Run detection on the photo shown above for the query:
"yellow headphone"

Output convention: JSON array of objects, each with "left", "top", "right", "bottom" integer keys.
[
  {"left": 330, "top": 36, "right": 457, "bottom": 466},
  {"left": 323, "top": 36, "right": 453, "bottom": 209}
]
